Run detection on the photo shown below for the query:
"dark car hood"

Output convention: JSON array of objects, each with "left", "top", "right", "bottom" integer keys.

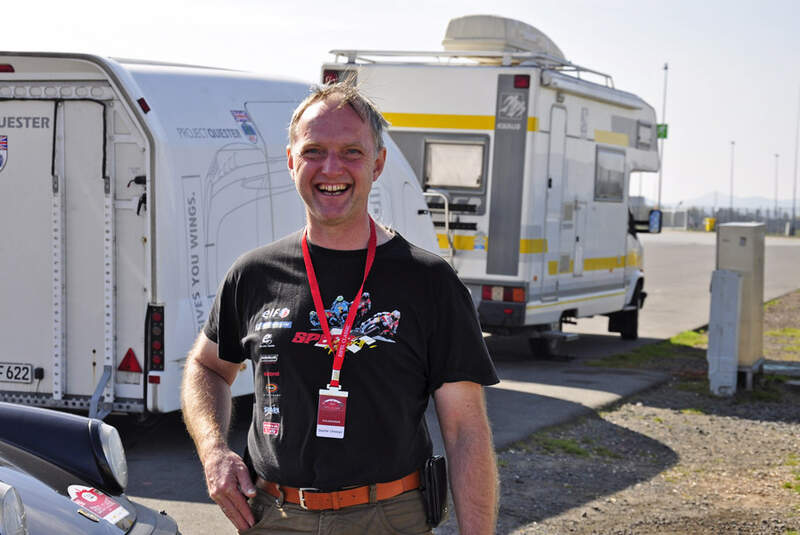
[{"left": 0, "top": 439, "right": 137, "bottom": 534}]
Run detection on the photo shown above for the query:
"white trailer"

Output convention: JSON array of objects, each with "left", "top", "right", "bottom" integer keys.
[
  {"left": 322, "top": 15, "right": 662, "bottom": 354},
  {"left": 0, "top": 52, "right": 437, "bottom": 417}
]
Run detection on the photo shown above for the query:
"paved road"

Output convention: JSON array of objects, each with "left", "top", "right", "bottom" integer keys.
[{"left": 121, "top": 230, "right": 800, "bottom": 534}]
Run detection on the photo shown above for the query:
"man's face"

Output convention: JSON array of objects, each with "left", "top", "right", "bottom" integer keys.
[{"left": 287, "top": 98, "right": 386, "bottom": 231}]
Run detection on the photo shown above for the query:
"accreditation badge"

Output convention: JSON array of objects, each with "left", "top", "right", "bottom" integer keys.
[{"left": 316, "top": 387, "right": 348, "bottom": 439}]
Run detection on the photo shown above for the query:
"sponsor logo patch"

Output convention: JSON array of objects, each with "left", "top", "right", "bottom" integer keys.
[
  {"left": 231, "top": 110, "right": 258, "bottom": 144},
  {"left": 259, "top": 354, "right": 278, "bottom": 364},
  {"left": 263, "top": 421, "right": 280, "bottom": 435},
  {"left": 256, "top": 320, "right": 292, "bottom": 330},
  {"left": 0, "top": 135, "right": 7, "bottom": 174},
  {"left": 264, "top": 406, "right": 280, "bottom": 416},
  {"left": 265, "top": 383, "right": 278, "bottom": 393}
]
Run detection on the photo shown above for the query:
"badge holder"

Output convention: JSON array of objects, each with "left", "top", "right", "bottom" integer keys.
[{"left": 316, "top": 385, "right": 348, "bottom": 439}]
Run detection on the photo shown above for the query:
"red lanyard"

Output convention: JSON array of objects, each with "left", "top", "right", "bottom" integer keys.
[{"left": 301, "top": 218, "right": 376, "bottom": 388}]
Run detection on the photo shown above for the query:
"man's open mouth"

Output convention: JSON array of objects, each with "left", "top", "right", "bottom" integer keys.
[{"left": 317, "top": 184, "right": 350, "bottom": 195}]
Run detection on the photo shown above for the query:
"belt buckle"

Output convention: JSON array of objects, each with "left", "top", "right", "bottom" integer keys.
[{"left": 298, "top": 487, "right": 319, "bottom": 510}]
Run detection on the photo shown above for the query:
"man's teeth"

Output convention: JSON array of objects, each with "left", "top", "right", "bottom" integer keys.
[{"left": 318, "top": 184, "right": 348, "bottom": 192}]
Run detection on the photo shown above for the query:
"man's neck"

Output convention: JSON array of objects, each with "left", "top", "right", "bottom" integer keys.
[{"left": 305, "top": 215, "right": 393, "bottom": 250}]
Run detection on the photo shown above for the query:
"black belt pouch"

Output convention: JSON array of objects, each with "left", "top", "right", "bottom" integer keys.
[{"left": 420, "top": 455, "right": 448, "bottom": 527}]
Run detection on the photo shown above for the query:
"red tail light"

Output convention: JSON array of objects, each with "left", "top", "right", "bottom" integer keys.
[
  {"left": 146, "top": 304, "right": 165, "bottom": 371},
  {"left": 514, "top": 74, "right": 530, "bottom": 89},
  {"left": 0, "top": 64, "right": 15, "bottom": 73},
  {"left": 481, "top": 285, "right": 526, "bottom": 303}
]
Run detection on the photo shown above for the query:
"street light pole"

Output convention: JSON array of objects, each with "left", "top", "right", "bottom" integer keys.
[
  {"left": 729, "top": 140, "right": 735, "bottom": 219},
  {"left": 793, "top": 86, "right": 800, "bottom": 235},
  {"left": 774, "top": 153, "right": 780, "bottom": 218},
  {"left": 657, "top": 63, "right": 668, "bottom": 209}
]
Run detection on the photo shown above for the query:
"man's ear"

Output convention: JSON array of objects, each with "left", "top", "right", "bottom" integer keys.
[
  {"left": 372, "top": 146, "right": 387, "bottom": 182},
  {"left": 287, "top": 145, "right": 295, "bottom": 176}
]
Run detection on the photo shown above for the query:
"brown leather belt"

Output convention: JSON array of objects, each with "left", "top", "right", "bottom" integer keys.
[{"left": 255, "top": 471, "right": 420, "bottom": 510}]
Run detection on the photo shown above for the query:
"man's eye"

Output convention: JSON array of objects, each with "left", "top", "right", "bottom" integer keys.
[
  {"left": 343, "top": 148, "right": 363, "bottom": 158},
  {"left": 303, "top": 148, "right": 322, "bottom": 157}
]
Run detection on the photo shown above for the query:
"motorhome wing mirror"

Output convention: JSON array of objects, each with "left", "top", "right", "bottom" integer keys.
[
  {"left": 648, "top": 209, "right": 663, "bottom": 234},
  {"left": 632, "top": 209, "right": 663, "bottom": 234}
]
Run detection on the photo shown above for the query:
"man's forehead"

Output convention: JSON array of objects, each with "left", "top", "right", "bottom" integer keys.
[
  {"left": 294, "top": 98, "right": 371, "bottom": 142},
  {"left": 298, "top": 97, "right": 364, "bottom": 126}
]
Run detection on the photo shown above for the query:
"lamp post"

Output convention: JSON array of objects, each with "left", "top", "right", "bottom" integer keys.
[
  {"left": 729, "top": 141, "right": 735, "bottom": 220},
  {"left": 774, "top": 153, "right": 780, "bottom": 219},
  {"left": 657, "top": 63, "right": 668, "bottom": 209},
  {"left": 793, "top": 86, "right": 800, "bottom": 235}
]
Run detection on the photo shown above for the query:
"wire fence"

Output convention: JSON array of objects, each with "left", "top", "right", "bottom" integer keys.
[{"left": 657, "top": 207, "right": 798, "bottom": 235}]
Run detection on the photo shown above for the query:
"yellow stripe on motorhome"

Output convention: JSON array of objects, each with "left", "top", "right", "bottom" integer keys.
[
  {"left": 527, "top": 291, "right": 626, "bottom": 310},
  {"left": 384, "top": 113, "right": 495, "bottom": 130},
  {"left": 436, "top": 234, "right": 480, "bottom": 250},
  {"left": 520, "top": 239, "right": 546, "bottom": 254},
  {"left": 437, "top": 235, "right": 546, "bottom": 253},
  {"left": 527, "top": 117, "right": 539, "bottom": 131},
  {"left": 584, "top": 256, "right": 625, "bottom": 271},
  {"left": 594, "top": 129, "right": 629, "bottom": 147}
]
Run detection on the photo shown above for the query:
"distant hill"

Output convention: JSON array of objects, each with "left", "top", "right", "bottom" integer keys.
[{"left": 659, "top": 193, "right": 797, "bottom": 212}]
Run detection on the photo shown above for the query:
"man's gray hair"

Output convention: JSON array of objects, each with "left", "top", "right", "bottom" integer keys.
[{"left": 289, "top": 79, "right": 390, "bottom": 153}]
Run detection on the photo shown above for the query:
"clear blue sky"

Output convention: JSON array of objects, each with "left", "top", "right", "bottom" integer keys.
[{"left": 4, "top": 0, "right": 799, "bottom": 208}]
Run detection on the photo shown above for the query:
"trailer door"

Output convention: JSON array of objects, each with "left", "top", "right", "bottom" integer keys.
[
  {"left": 0, "top": 101, "right": 56, "bottom": 393},
  {"left": 0, "top": 99, "right": 112, "bottom": 404}
]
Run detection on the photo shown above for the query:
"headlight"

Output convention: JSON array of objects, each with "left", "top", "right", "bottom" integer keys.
[
  {"left": 0, "top": 482, "right": 28, "bottom": 535},
  {"left": 89, "top": 421, "right": 128, "bottom": 492}
]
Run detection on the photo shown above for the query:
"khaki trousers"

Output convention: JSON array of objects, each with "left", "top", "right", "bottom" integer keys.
[{"left": 239, "top": 488, "right": 434, "bottom": 535}]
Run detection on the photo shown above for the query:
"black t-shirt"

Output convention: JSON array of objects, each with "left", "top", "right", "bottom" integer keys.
[{"left": 204, "top": 231, "right": 498, "bottom": 491}]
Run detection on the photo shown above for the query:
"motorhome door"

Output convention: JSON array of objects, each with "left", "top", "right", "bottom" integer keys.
[{"left": 541, "top": 106, "right": 567, "bottom": 299}]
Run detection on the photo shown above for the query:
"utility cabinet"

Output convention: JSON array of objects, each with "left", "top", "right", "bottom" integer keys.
[{"left": 715, "top": 223, "right": 765, "bottom": 368}]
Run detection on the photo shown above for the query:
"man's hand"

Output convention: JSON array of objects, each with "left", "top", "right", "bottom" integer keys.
[
  {"left": 203, "top": 445, "right": 257, "bottom": 531},
  {"left": 434, "top": 381, "right": 498, "bottom": 535},
  {"left": 182, "top": 334, "right": 257, "bottom": 531}
]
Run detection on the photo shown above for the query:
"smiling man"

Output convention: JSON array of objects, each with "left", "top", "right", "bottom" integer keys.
[{"left": 181, "top": 82, "right": 499, "bottom": 535}]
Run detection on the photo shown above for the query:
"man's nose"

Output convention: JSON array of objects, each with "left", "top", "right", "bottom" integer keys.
[{"left": 321, "top": 152, "right": 344, "bottom": 176}]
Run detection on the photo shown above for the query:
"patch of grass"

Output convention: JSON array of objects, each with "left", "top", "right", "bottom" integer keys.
[
  {"left": 680, "top": 408, "right": 705, "bottom": 415},
  {"left": 497, "top": 458, "right": 508, "bottom": 468},
  {"left": 784, "top": 530, "right": 799, "bottom": 535},
  {"left": 653, "top": 416, "right": 664, "bottom": 423},
  {"left": 586, "top": 329, "right": 707, "bottom": 369},
  {"left": 783, "top": 479, "right": 800, "bottom": 494},
  {"left": 533, "top": 436, "right": 590, "bottom": 457},
  {"left": 785, "top": 454, "right": 799, "bottom": 467},
  {"left": 766, "top": 327, "right": 800, "bottom": 338},
  {"left": 764, "top": 298, "right": 780, "bottom": 310},
  {"left": 592, "top": 445, "right": 622, "bottom": 459},
  {"left": 675, "top": 378, "right": 711, "bottom": 395},
  {"left": 670, "top": 329, "right": 708, "bottom": 348},
  {"left": 734, "top": 376, "right": 785, "bottom": 403}
]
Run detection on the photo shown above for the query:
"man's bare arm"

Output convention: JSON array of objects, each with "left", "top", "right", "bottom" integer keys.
[
  {"left": 434, "top": 381, "right": 498, "bottom": 535},
  {"left": 181, "top": 333, "right": 256, "bottom": 530}
]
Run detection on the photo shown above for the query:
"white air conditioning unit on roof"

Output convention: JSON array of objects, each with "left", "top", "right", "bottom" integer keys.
[{"left": 442, "top": 14, "right": 566, "bottom": 60}]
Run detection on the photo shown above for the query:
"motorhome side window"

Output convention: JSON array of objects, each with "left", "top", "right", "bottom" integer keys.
[
  {"left": 424, "top": 141, "right": 485, "bottom": 190},
  {"left": 594, "top": 147, "right": 625, "bottom": 202}
]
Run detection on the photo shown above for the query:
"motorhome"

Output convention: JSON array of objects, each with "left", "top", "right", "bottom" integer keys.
[
  {"left": 322, "top": 15, "right": 662, "bottom": 354},
  {"left": 0, "top": 52, "right": 437, "bottom": 417}
]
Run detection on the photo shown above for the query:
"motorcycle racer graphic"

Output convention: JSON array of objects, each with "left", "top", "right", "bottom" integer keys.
[{"left": 361, "top": 310, "right": 401, "bottom": 338}]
